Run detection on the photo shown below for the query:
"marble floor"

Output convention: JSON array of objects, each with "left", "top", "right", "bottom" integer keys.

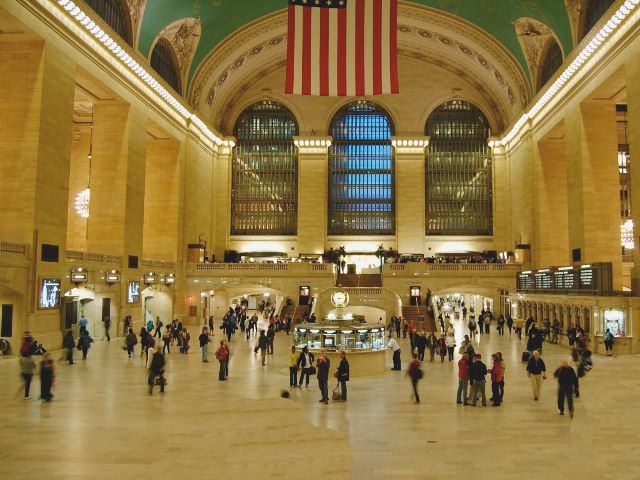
[{"left": 0, "top": 321, "right": 638, "bottom": 480}]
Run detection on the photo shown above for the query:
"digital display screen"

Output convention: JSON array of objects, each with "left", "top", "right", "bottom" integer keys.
[
  {"left": 535, "top": 272, "right": 553, "bottom": 289},
  {"left": 127, "top": 281, "right": 140, "bottom": 303},
  {"left": 517, "top": 272, "right": 535, "bottom": 290},
  {"left": 410, "top": 286, "right": 421, "bottom": 297},
  {"left": 39, "top": 278, "right": 61, "bottom": 309},
  {"left": 554, "top": 269, "right": 575, "bottom": 289},
  {"left": 579, "top": 267, "right": 594, "bottom": 289}
]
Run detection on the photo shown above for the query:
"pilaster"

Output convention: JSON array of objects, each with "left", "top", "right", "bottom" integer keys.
[
  {"left": 565, "top": 101, "right": 622, "bottom": 290},
  {"left": 392, "top": 137, "right": 428, "bottom": 254},
  {"left": 295, "top": 137, "right": 332, "bottom": 254}
]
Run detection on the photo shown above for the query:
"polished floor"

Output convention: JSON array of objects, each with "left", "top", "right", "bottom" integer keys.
[{"left": 0, "top": 320, "right": 637, "bottom": 480}]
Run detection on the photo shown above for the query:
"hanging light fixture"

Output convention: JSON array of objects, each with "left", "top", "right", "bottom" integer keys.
[{"left": 75, "top": 110, "right": 93, "bottom": 218}]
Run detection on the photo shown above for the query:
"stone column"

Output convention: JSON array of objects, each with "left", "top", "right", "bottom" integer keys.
[
  {"left": 533, "top": 138, "right": 570, "bottom": 267},
  {"left": 565, "top": 101, "right": 622, "bottom": 289},
  {"left": 490, "top": 140, "right": 511, "bottom": 252},
  {"left": 294, "top": 137, "right": 332, "bottom": 255},
  {"left": 392, "top": 137, "right": 428, "bottom": 254},
  {"left": 212, "top": 141, "right": 233, "bottom": 262},
  {"left": 626, "top": 58, "right": 640, "bottom": 294},
  {"left": 0, "top": 40, "right": 75, "bottom": 345},
  {"left": 143, "top": 137, "right": 181, "bottom": 262},
  {"left": 87, "top": 101, "right": 147, "bottom": 259}
]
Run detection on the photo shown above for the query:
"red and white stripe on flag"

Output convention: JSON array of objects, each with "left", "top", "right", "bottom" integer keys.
[{"left": 285, "top": 0, "right": 399, "bottom": 96}]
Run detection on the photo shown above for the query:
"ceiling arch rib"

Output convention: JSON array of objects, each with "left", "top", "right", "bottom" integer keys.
[{"left": 188, "top": 5, "right": 531, "bottom": 136}]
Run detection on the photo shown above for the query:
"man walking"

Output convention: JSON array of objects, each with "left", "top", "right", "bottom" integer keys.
[
  {"left": 388, "top": 337, "right": 401, "bottom": 371},
  {"left": 199, "top": 327, "right": 210, "bottom": 363},
  {"left": 456, "top": 355, "right": 469, "bottom": 405},
  {"left": 554, "top": 360, "right": 578, "bottom": 417},
  {"left": 526, "top": 350, "right": 547, "bottom": 400}
]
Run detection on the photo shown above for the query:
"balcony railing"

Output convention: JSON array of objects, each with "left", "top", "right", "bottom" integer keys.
[
  {"left": 191, "top": 262, "right": 336, "bottom": 275},
  {"left": 1, "top": 241, "right": 27, "bottom": 255}
]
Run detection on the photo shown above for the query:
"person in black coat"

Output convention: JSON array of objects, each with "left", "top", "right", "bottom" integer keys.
[
  {"left": 554, "top": 360, "right": 579, "bottom": 417},
  {"left": 148, "top": 346, "right": 166, "bottom": 395},
  {"left": 336, "top": 351, "right": 350, "bottom": 401},
  {"left": 63, "top": 331, "right": 75, "bottom": 364},
  {"left": 316, "top": 353, "right": 331, "bottom": 404},
  {"left": 297, "top": 346, "right": 315, "bottom": 387},
  {"left": 469, "top": 354, "right": 487, "bottom": 406}
]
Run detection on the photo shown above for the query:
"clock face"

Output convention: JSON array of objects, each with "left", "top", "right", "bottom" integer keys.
[{"left": 331, "top": 291, "right": 348, "bottom": 308}]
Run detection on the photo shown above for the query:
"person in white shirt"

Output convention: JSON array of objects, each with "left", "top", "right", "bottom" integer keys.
[
  {"left": 388, "top": 337, "right": 401, "bottom": 371},
  {"left": 445, "top": 332, "right": 456, "bottom": 361}
]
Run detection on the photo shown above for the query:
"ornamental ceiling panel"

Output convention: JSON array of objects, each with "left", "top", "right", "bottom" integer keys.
[{"left": 137, "top": 0, "right": 573, "bottom": 88}]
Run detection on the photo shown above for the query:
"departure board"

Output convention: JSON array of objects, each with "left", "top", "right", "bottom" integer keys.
[
  {"left": 554, "top": 269, "right": 576, "bottom": 290},
  {"left": 517, "top": 263, "right": 612, "bottom": 294},
  {"left": 534, "top": 271, "right": 553, "bottom": 289},
  {"left": 517, "top": 272, "right": 535, "bottom": 290}
]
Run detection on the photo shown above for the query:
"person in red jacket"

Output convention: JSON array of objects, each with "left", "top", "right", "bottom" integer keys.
[
  {"left": 456, "top": 356, "right": 469, "bottom": 405},
  {"left": 437, "top": 335, "right": 447, "bottom": 363},
  {"left": 215, "top": 340, "right": 230, "bottom": 381},
  {"left": 489, "top": 353, "right": 504, "bottom": 407}
]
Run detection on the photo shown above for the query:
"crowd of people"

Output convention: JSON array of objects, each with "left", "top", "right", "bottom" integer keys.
[{"left": 15, "top": 299, "right": 595, "bottom": 418}]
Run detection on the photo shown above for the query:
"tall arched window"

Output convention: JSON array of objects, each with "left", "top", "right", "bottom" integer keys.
[
  {"left": 231, "top": 101, "right": 299, "bottom": 235},
  {"left": 539, "top": 40, "right": 563, "bottom": 90},
  {"left": 583, "top": 0, "right": 615, "bottom": 40},
  {"left": 150, "top": 39, "right": 181, "bottom": 94},
  {"left": 426, "top": 100, "right": 492, "bottom": 236},
  {"left": 328, "top": 101, "right": 395, "bottom": 236},
  {"left": 84, "top": 0, "right": 132, "bottom": 46}
]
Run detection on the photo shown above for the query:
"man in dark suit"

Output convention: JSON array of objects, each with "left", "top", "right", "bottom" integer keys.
[
  {"left": 317, "top": 353, "right": 331, "bottom": 404},
  {"left": 337, "top": 351, "right": 350, "bottom": 401}
]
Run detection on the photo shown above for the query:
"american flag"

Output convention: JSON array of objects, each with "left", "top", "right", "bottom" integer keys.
[{"left": 285, "top": 0, "right": 399, "bottom": 96}]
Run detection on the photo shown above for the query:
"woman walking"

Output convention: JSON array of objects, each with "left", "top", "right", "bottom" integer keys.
[
  {"left": 407, "top": 353, "right": 423, "bottom": 404},
  {"left": 437, "top": 335, "right": 447, "bottom": 363},
  {"left": 20, "top": 354, "right": 36, "bottom": 399},
  {"left": 140, "top": 327, "right": 150, "bottom": 364},
  {"left": 125, "top": 328, "right": 137, "bottom": 358},
  {"left": 39, "top": 352, "right": 55, "bottom": 402},
  {"left": 445, "top": 332, "right": 456, "bottom": 362},
  {"left": 215, "top": 340, "right": 229, "bottom": 381}
]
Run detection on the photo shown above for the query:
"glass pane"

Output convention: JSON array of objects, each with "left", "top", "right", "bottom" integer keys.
[
  {"left": 328, "top": 100, "right": 395, "bottom": 235},
  {"left": 232, "top": 101, "right": 299, "bottom": 235},
  {"left": 425, "top": 100, "right": 493, "bottom": 236}
]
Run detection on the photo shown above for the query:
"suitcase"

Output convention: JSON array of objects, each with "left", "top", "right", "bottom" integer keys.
[{"left": 522, "top": 351, "right": 531, "bottom": 362}]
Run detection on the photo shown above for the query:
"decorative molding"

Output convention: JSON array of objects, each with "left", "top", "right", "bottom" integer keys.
[
  {"left": 513, "top": 17, "right": 556, "bottom": 90},
  {"left": 392, "top": 136, "right": 429, "bottom": 154},
  {"left": 294, "top": 136, "right": 332, "bottom": 154}
]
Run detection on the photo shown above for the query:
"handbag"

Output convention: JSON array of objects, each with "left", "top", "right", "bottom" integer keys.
[
  {"left": 309, "top": 366, "right": 317, "bottom": 375},
  {"left": 332, "top": 383, "right": 342, "bottom": 401}
]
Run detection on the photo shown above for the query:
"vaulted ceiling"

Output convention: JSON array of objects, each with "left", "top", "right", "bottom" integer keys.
[{"left": 136, "top": 0, "right": 574, "bottom": 89}]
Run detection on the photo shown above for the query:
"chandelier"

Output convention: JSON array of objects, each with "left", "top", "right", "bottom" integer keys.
[
  {"left": 621, "top": 219, "right": 634, "bottom": 250},
  {"left": 75, "top": 188, "right": 90, "bottom": 218}
]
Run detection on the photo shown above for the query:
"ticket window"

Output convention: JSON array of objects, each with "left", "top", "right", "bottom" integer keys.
[
  {"left": 410, "top": 286, "right": 421, "bottom": 306},
  {"left": 299, "top": 286, "right": 311, "bottom": 305}
]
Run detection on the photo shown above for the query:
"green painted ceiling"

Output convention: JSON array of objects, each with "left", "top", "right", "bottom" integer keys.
[{"left": 138, "top": 0, "right": 574, "bottom": 89}]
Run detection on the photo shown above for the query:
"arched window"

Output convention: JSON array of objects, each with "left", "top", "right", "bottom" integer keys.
[
  {"left": 84, "top": 0, "right": 132, "bottom": 46},
  {"left": 328, "top": 100, "right": 395, "bottom": 236},
  {"left": 539, "top": 40, "right": 563, "bottom": 90},
  {"left": 583, "top": 0, "right": 615, "bottom": 40},
  {"left": 425, "top": 100, "right": 492, "bottom": 236},
  {"left": 150, "top": 39, "right": 181, "bottom": 94},
  {"left": 231, "top": 101, "right": 299, "bottom": 235}
]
